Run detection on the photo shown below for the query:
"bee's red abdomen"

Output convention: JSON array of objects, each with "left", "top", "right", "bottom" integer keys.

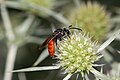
[{"left": 48, "top": 39, "right": 55, "bottom": 57}]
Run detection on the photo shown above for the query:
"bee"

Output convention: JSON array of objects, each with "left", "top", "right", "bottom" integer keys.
[{"left": 39, "top": 25, "right": 82, "bottom": 57}]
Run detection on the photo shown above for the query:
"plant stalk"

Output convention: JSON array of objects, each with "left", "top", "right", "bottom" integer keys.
[{"left": 3, "top": 45, "right": 18, "bottom": 80}]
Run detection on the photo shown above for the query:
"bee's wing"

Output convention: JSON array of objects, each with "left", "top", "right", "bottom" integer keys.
[
  {"left": 39, "top": 32, "right": 60, "bottom": 49},
  {"left": 39, "top": 34, "right": 53, "bottom": 49}
]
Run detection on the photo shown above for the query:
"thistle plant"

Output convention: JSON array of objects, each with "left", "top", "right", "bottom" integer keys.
[
  {"left": 1, "top": 0, "right": 120, "bottom": 80},
  {"left": 12, "top": 28, "right": 120, "bottom": 80},
  {"left": 68, "top": 2, "right": 110, "bottom": 42}
]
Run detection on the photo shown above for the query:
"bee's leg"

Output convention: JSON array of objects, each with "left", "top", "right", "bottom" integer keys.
[
  {"left": 68, "top": 34, "right": 70, "bottom": 38},
  {"left": 54, "top": 38, "right": 58, "bottom": 49},
  {"left": 67, "top": 31, "right": 71, "bottom": 38}
]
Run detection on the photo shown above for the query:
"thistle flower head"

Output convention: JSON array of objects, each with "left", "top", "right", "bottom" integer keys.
[
  {"left": 68, "top": 2, "right": 110, "bottom": 42},
  {"left": 26, "top": 0, "right": 54, "bottom": 8},
  {"left": 57, "top": 31, "right": 101, "bottom": 76},
  {"left": 25, "top": 0, "right": 54, "bottom": 17}
]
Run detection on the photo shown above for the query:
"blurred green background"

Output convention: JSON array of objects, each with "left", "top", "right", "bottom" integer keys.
[{"left": 0, "top": 0, "right": 120, "bottom": 80}]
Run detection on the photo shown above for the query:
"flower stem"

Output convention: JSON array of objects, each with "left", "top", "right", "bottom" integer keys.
[
  {"left": 3, "top": 45, "right": 18, "bottom": 80},
  {"left": 1, "top": 2, "right": 18, "bottom": 80},
  {"left": 0, "top": 2, "right": 15, "bottom": 41},
  {"left": 63, "top": 74, "right": 72, "bottom": 80},
  {"left": 5, "top": 1, "right": 70, "bottom": 25}
]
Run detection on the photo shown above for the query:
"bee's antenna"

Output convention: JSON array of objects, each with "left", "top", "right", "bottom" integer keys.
[
  {"left": 69, "top": 25, "right": 72, "bottom": 28},
  {"left": 68, "top": 25, "right": 82, "bottom": 31},
  {"left": 69, "top": 27, "right": 82, "bottom": 31}
]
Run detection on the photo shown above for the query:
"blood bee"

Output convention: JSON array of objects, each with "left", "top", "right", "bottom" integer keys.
[{"left": 39, "top": 25, "right": 82, "bottom": 57}]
